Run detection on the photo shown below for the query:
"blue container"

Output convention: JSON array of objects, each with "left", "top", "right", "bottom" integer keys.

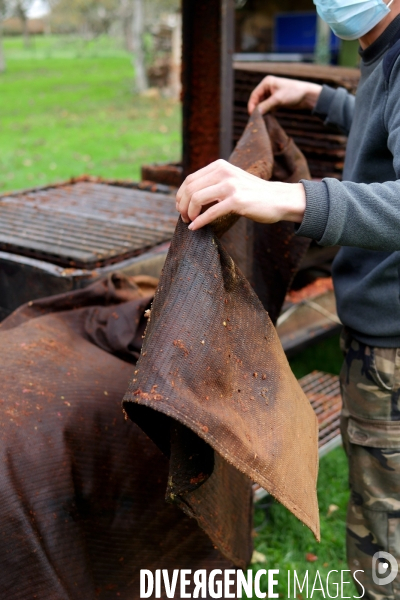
[{"left": 274, "top": 11, "right": 341, "bottom": 54}]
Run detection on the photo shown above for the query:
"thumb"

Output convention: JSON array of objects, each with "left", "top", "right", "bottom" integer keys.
[{"left": 258, "top": 95, "right": 280, "bottom": 115}]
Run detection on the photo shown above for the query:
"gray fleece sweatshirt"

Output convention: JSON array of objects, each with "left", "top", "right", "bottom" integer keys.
[{"left": 296, "top": 15, "right": 400, "bottom": 348}]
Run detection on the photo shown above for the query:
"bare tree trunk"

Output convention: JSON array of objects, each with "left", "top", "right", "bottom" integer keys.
[
  {"left": 120, "top": 0, "right": 133, "bottom": 52},
  {"left": 22, "top": 16, "right": 30, "bottom": 48},
  {"left": 132, "top": 0, "right": 148, "bottom": 93},
  {"left": 44, "top": 13, "right": 51, "bottom": 36},
  {"left": 168, "top": 13, "right": 181, "bottom": 100},
  {"left": 123, "top": 18, "right": 133, "bottom": 52},
  {"left": 0, "top": 21, "right": 5, "bottom": 73},
  {"left": 16, "top": 4, "right": 31, "bottom": 50}
]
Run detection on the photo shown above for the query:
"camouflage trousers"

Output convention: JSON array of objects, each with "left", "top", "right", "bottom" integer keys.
[{"left": 341, "top": 330, "right": 400, "bottom": 599}]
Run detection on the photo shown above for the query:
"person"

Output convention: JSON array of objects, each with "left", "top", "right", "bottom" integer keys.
[{"left": 176, "top": 0, "right": 400, "bottom": 597}]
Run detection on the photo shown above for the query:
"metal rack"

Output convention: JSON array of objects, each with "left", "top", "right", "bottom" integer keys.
[{"left": 0, "top": 177, "right": 177, "bottom": 320}]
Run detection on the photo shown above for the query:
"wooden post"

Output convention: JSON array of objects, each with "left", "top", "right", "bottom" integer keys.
[
  {"left": 181, "top": 0, "right": 234, "bottom": 176},
  {"left": 220, "top": 0, "right": 234, "bottom": 160}
]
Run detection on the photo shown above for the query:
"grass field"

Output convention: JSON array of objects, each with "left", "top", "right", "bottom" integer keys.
[
  {"left": 0, "top": 35, "right": 351, "bottom": 598},
  {"left": 0, "top": 34, "right": 181, "bottom": 192}
]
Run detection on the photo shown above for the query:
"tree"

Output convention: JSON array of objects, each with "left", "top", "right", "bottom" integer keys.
[
  {"left": 130, "top": 0, "right": 179, "bottom": 94},
  {"left": 0, "top": 0, "right": 6, "bottom": 72},
  {"left": 8, "top": 0, "right": 34, "bottom": 47},
  {"left": 131, "top": 0, "right": 147, "bottom": 93},
  {"left": 118, "top": 0, "right": 133, "bottom": 51},
  {"left": 49, "top": 0, "right": 179, "bottom": 94},
  {"left": 50, "top": 0, "right": 119, "bottom": 36}
]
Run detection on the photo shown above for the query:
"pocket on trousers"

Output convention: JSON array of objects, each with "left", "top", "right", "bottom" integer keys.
[
  {"left": 348, "top": 417, "right": 400, "bottom": 449},
  {"left": 369, "top": 347, "right": 396, "bottom": 392},
  {"left": 346, "top": 417, "right": 400, "bottom": 514}
]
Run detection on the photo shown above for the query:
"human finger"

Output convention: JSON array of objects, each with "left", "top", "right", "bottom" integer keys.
[
  {"left": 177, "top": 160, "right": 233, "bottom": 221},
  {"left": 188, "top": 198, "right": 235, "bottom": 231},
  {"left": 177, "top": 174, "right": 214, "bottom": 223},
  {"left": 186, "top": 182, "right": 230, "bottom": 222},
  {"left": 176, "top": 158, "right": 229, "bottom": 201},
  {"left": 248, "top": 79, "right": 272, "bottom": 114},
  {"left": 247, "top": 76, "right": 280, "bottom": 113},
  {"left": 257, "top": 94, "right": 281, "bottom": 115},
  {"left": 177, "top": 171, "right": 225, "bottom": 223},
  {"left": 176, "top": 159, "right": 229, "bottom": 207}
]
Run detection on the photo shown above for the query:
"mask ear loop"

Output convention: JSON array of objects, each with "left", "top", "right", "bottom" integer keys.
[{"left": 387, "top": 0, "right": 394, "bottom": 8}]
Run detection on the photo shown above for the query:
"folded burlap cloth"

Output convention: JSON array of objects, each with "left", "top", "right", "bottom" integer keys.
[
  {"left": 0, "top": 275, "right": 235, "bottom": 599},
  {"left": 123, "top": 108, "right": 320, "bottom": 569}
]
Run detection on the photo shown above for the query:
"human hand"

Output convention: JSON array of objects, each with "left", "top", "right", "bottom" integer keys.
[
  {"left": 248, "top": 75, "right": 322, "bottom": 115},
  {"left": 176, "top": 159, "right": 306, "bottom": 231}
]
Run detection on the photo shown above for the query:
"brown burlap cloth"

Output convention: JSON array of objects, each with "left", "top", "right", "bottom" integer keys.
[
  {"left": 221, "top": 110, "right": 312, "bottom": 324},
  {"left": 0, "top": 111, "right": 318, "bottom": 598},
  {"left": 123, "top": 107, "right": 320, "bottom": 572},
  {"left": 0, "top": 275, "right": 232, "bottom": 599}
]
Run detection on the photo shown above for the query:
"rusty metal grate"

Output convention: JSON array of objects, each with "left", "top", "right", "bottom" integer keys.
[
  {"left": 254, "top": 370, "right": 342, "bottom": 502},
  {"left": 234, "top": 64, "right": 360, "bottom": 180},
  {"left": 0, "top": 180, "right": 178, "bottom": 270},
  {"left": 301, "top": 371, "right": 342, "bottom": 451}
]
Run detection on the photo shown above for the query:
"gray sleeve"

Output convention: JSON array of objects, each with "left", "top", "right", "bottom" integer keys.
[
  {"left": 313, "top": 84, "right": 355, "bottom": 135},
  {"left": 297, "top": 178, "right": 400, "bottom": 250},
  {"left": 296, "top": 61, "right": 400, "bottom": 251}
]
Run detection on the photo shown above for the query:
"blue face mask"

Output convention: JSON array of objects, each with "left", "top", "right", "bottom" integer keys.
[{"left": 313, "top": 0, "right": 393, "bottom": 40}]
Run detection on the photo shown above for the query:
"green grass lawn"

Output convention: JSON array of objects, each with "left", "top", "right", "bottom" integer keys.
[
  {"left": 0, "top": 34, "right": 181, "bottom": 192},
  {"left": 0, "top": 35, "right": 351, "bottom": 597}
]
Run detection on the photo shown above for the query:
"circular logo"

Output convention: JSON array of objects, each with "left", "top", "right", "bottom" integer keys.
[{"left": 372, "top": 551, "right": 398, "bottom": 586}]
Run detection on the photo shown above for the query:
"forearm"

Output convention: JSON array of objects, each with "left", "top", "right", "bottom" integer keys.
[
  {"left": 263, "top": 182, "right": 306, "bottom": 223},
  {"left": 302, "top": 83, "right": 324, "bottom": 111}
]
